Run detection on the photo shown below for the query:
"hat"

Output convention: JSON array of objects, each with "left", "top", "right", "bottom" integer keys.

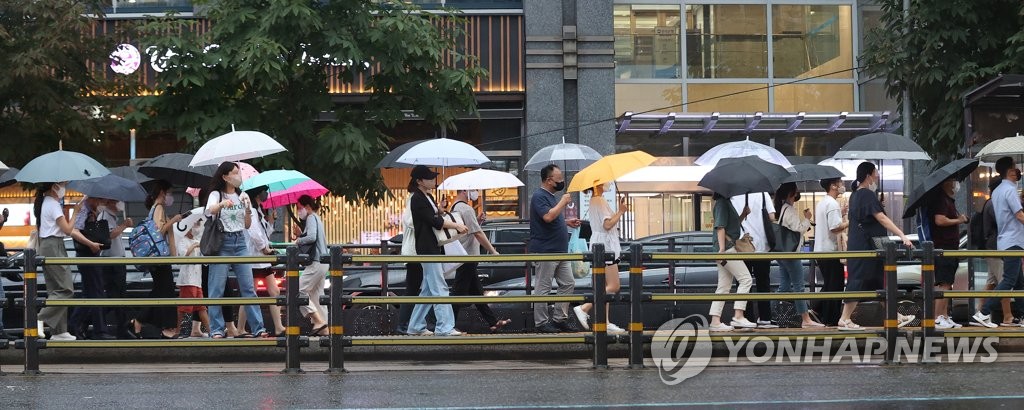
[{"left": 410, "top": 165, "right": 439, "bottom": 180}]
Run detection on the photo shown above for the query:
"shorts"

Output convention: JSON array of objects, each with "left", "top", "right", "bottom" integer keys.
[
  {"left": 986, "top": 257, "right": 1004, "bottom": 287},
  {"left": 252, "top": 267, "right": 276, "bottom": 278},
  {"left": 934, "top": 256, "right": 959, "bottom": 286},
  {"left": 177, "top": 285, "right": 208, "bottom": 314}
]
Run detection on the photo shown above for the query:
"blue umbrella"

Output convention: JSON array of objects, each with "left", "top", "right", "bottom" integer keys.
[
  {"left": 239, "top": 169, "right": 311, "bottom": 192},
  {"left": 16, "top": 150, "right": 109, "bottom": 183},
  {"left": 68, "top": 174, "right": 147, "bottom": 202}
]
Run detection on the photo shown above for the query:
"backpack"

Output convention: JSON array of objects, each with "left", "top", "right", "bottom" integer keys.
[
  {"left": 129, "top": 206, "right": 170, "bottom": 258},
  {"left": 969, "top": 201, "right": 988, "bottom": 250},
  {"left": 915, "top": 209, "right": 932, "bottom": 243}
]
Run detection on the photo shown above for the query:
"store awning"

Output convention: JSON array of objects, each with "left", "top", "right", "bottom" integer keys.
[{"left": 615, "top": 111, "right": 891, "bottom": 136}]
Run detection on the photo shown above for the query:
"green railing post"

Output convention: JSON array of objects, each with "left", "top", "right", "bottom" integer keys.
[
  {"left": 22, "top": 249, "right": 40, "bottom": 375},
  {"left": 327, "top": 246, "right": 346, "bottom": 373},
  {"left": 628, "top": 243, "right": 645, "bottom": 369},
  {"left": 283, "top": 246, "right": 303, "bottom": 373},
  {"left": 592, "top": 244, "right": 608, "bottom": 369}
]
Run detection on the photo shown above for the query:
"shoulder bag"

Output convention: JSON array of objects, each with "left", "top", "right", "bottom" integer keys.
[{"left": 200, "top": 191, "right": 226, "bottom": 256}]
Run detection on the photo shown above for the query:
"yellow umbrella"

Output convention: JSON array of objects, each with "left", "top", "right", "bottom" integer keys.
[{"left": 567, "top": 150, "right": 656, "bottom": 192}]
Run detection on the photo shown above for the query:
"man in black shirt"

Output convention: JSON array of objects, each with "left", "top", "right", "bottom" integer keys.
[{"left": 928, "top": 178, "right": 968, "bottom": 329}]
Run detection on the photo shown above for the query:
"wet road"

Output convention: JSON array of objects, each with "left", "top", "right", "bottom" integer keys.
[{"left": 3, "top": 357, "right": 1024, "bottom": 408}]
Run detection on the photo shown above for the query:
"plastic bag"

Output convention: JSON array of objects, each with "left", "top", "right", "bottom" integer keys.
[{"left": 569, "top": 228, "right": 591, "bottom": 279}]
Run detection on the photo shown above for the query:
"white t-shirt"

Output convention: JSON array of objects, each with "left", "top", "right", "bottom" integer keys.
[
  {"left": 814, "top": 195, "right": 843, "bottom": 252},
  {"left": 731, "top": 193, "right": 774, "bottom": 252},
  {"left": 247, "top": 208, "right": 274, "bottom": 268},
  {"left": 587, "top": 196, "right": 621, "bottom": 259},
  {"left": 39, "top": 196, "right": 66, "bottom": 238},
  {"left": 453, "top": 201, "right": 482, "bottom": 256},
  {"left": 206, "top": 191, "right": 250, "bottom": 233},
  {"left": 176, "top": 236, "right": 203, "bottom": 287}
]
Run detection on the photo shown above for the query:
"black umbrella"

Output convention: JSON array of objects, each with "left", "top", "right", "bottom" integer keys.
[
  {"left": 0, "top": 167, "right": 19, "bottom": 188},
  {"left": 375, "top": 140, "right": 424, "bottom": 169},
  {"left": 698, "top": 155, "right": 790, "bottom": 198},
  {"left": 783, "top": 164, "right": 845, "bottom": 183},
  {"left": 109, "top": 165, "right": 154, "bottom": 184},
  {"left": 833, "top": 132, "right": 931, "bottom": 161},
  {"left": 67, "top": 174, "right": 148, "bottom": 202},
  {"left": 138, "top": 153, "right": 216, "bottom": 187},
  {"left": 903, "top": 158, "right": 979, "bottom": 218}
]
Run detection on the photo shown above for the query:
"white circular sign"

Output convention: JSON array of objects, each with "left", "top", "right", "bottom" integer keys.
[{"left": 110, "top": 44, "right": 141, "bottom": 75}]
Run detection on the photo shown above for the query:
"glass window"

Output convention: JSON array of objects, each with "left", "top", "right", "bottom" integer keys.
[
  {"left": 859, "top": 79, "right": 898, "bottom": 112},
  {"left": 615, "top": 83, "right": 682, "bottom": 114},
  {"left": 773, "top": 83, "right": 854, "bottom": 112},
  {"left": 614, "top": 5, "right": 682, "bottom": 79},
  {"left": 772, "top": 5, "right": 853, "bottom": 79},
  {"left": 686, "top": 83, "right": 769, "bottom": 112},
  {"left": 104, "top": 0, "right": 192, "bottom": 13},
  {"left": 686, "top": 4, "right": 768, "bottom": 79}
]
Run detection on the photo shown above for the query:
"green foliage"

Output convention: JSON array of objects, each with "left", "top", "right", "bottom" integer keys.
[
  {"left": 861, "top": 0, "right": 1024, "bottom": 162},
  {"left": 0, "top": 1, "right": 119, "bottom": 167},
  {"left": 123, "top": 0, "right": 487, "bottom": 204}
]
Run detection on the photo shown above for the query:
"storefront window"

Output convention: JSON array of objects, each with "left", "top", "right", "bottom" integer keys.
[
  {"left": 615, "top": 83, "right": 682, "bottom": 114},
  {"left": 774, "top": 83, "right": 854, "bottom": 112},
  {"left": 686, "top": 83, "right": 769, "bottom": 112},
  {"left": 686, "top": 4, "right": 768, "bottom": 79},
  {"left": 772, "top": 5, "right": 853, "bottom": 79},
  {"left": 614, "top": 5, "right": 683, "bottom": 79}
]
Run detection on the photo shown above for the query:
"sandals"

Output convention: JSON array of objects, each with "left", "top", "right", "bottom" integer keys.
[
  {"left": 234, "top": 333, "right": 256, "bottom": 339},
  {"left": 490, "top": 319, "right": 512, "bottom": 332},
  {"left": 212, "top": 334, "right": 226, "bottom": 339},
  {"left": 837, "top": 319, "right": 863, "bottom": 331},
  {"left": 308, "top": 325, "right": 329, "bottom": 337}
]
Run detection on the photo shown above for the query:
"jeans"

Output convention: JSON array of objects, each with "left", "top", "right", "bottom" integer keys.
[
  {"left": 982, "top": 246, "right": 1024, "bottom": 316},
  {"left": 396, "top": 263, "right": 424, "bottom": 334},
  {"left": 408, "top": 262, "right": 455, "bottom": 335},
  {"left": 776, "top": 258, "right": 807, "bottom": 314},
  {"left": 208, "top": 232, "right": 265, "bottom": 337}
]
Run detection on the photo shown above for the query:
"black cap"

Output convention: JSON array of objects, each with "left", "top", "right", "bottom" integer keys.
[{"left": 411, "top": 165, "right": 439, "bottom": 180}]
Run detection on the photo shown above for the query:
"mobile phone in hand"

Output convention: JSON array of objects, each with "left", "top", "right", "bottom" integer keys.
[{"left": 2, "top": 208, "right": 8, "bottom": 217}]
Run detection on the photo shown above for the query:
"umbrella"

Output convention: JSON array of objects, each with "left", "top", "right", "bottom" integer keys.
[
  {"left": 67, "top": 174, "right": 147, "bottom": 202},
  {"left": 0, "top": 167, "right": 19, "bottom": 188},
  {"left": 975, "top": 133, "right": 1024, "bottom": 162},
  {"left": 190, "top": 126, "right": 288, "bottom": 167},
  {"left": 376, "top": 140, "right": 425, "bottom": 169},
  {"left": 833, "top": 132, "right": 931, "bottom": 161},
  {"left": 263, "top": 180, "right": 329, "bottom": 208},
  {"left": 524, "top": 142, "right": 603, "bottom": 172},
  {"left": 16, "top": 150, "right": 109, "bottom": 183},
  {"left": 0, "top": 159, "right": 7, "bottom": 171},
  {"left": 903, "top": 159, "right": 980, "bottom": 218},
  {"left": 698, "top": 155, "right": 790, "bottom": 198},
  {"left": 172, "top": 207, "right": 206, "bottom": 240},
  {"left": 567, "top": 150, "right": 656, "bottom": 192},
  {"left": 437, "top": 169, "right": 524, "bottom": 191},
  {"left": 139, "top": 153, "right": 216, "bottom": 187},
  {"left": 783, "top": 164, "right": 845, "bottom": 183},
  {"left": 108, "top": 165, "right": 154, "bottom": 184},
  {"left": 240, "top": 169, "right": 312, "bottom": 192},
  {"left": 695, "top": 137, "right": 792, "bottom": 167},
  {"left": 186, "top": 161, "right": 259, "bottom": 197},
  {"left": 392, "top": 138, "right": 490, "bottom": 167}
]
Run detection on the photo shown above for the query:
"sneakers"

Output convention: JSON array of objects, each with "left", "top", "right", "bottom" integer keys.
[
  {"left": 756, "top": 320, "right": 779, "bottom": 329},
  {"left": 730, "top": 318, "right": 757, "bottom": 329},
  {"left": 553, "top": 320, "right": 576, "bottom": 332},
  {"left": 606, "top": 323, "right": 627, "bottom": 335},
  {"left": 536, "top": 322, "right": 561, "bottom": 333},
  {"left": 897, "top": 314, "right": 916, "bottom": 328},
  {"left": 971, "top": 311, "right": 998, "bottom": 328},
  {"left": 408, "top": 329, "right": 434, "bottom": 336},
  {"left": 935, "top": 315, "right": 962, "bottom": 330},
  {"left": 437, "top": 330, "right": 463, "bottom": 336},
  {"left": 573, "top": 305, "right": 590, "bottom": 330},
  {"left": 709, "top": 323, "right": 734, "bottom": 332},
  {"left": 49, "top": 332, "right": 77, "bottom": 341},
  {"left": 37, "top": 320, "right": 45, "bottom": 338}
]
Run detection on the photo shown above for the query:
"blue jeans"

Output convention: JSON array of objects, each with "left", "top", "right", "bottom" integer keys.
[
  {"left": 982, "top": 246, "right": 1023, "bottom": 316},
  {"left": 408, "top": 262, "right": 455, "bottom": 335},
  {"left": 208, "top": 232, "right": 265, "bottom": 337},
  {"left": 776, "top": 258, "right": 808, "bottom": 314}
]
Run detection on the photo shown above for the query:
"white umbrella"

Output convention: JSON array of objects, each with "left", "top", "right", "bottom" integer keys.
[
  {"left": 695, "top": 137, "right": 792, "bottom": 167},
  {"left": 524, "top": 141, "right": 603, "bottom": 172},
  {"left": 438, "top": 169, "right": 524, "bottom": 191},
  {"left": 190, "top": 125, "right": 288, "bottom": 167},
  {"left": 975, "top": 133, "right": 1024, "bottom": 162},
  {"left": 394, "top": 138, "right": 490, "bottom": 167}
]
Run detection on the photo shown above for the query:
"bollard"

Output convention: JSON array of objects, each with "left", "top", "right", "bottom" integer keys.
[
  {"left": 592, "top": 243, "right": 608, "bottom": 369},
  {"left": 284, "top": 246, "right": 303, "bottom": 373},
  {"left": 667, "top": 237, "right": 677, "bottom": 319},
  {"left": 327, "top": 246, "right": 347, "bottom": 373},
  {"left": 22, "top": 249, "right": 40, "bottom": 375},
  {"left": 883, "top": 241, "right": 899, "bottom": 365},
  {"left": 628, "top": 243, "right": 645, "bottom": 369},
  {"left": 919, "top": 241, "right": 937, "bottom": 364}
]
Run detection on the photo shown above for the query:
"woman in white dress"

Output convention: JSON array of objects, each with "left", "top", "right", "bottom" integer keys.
[{"left": 572, "top": 182, "right": 628, "bottom": 335}]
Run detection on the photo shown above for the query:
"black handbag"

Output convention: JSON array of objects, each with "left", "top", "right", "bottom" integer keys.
[
  {"left": 770, "top": 207, "right": 802, "bottom": 253},
  {"left": 199, "top": 192, "right": 225, "bottom": 256},
  {"left": 75, "top": 213, "right": 111, "bottom": 256}
]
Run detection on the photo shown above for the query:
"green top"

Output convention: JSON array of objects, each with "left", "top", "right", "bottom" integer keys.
[{"left": 713, "top": 197, "right": 741, "bottom": 250}]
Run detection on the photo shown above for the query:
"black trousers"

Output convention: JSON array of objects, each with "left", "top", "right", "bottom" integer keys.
[
  {"left": 744, "top": 260, "right": 772, "bottom": 322},
  {"left": 103, "top": 264, "right": 128, "bottom": 336},
  {"left": 70, "top": 264, "right": 108, "bottom": 336},
  {"left": 816, "top": 259, "right": 845, "bottom": 326},
  {"left": 396, "top": 263, "right": 424, "bottom": 333},
  {"left": 140, "top": 264, "right": 177, "bottom": 330},
  {"left": 452, "top": 262, "right": 498, "bottom": 326}
]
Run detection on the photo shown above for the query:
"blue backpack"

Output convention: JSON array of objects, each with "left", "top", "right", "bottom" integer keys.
[
  {"left": 915, "top": 208, "right": 932, "bottom": 243},
  {"left": 129, "top": 207, "right": 170, "bottom": 258}
]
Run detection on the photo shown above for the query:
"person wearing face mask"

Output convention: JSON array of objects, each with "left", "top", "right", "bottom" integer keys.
[
  {"left": 529, "top": 164, "right": 583, "bottom": 333},
  {"left": 95, "top": 199, "right": 133, "bottom": 339},
  {"left": 174, "top": 218, "right": 212, "bottom": 338},
  {"left": 205, "top": 161, "right": 267, "bottom": 338},
  {"left": 294, "top": 195, "right": 330, "bottom": 336},
  {"left": 449, "top": 189, "right": 508, "bottom": 332},
  {"left": 813, "top": 178, "right": 849, "bottom": 326},
  {"left": 237, "top": 187, "right": 285, "bottom": 336},
  {"left": 572, "top": 182, "right": 628, "bottom": 334},
  {"left": 773, "top": 183, "right": 823, "bottom": 328},
  {"left": 974, "top": 157, "right": 1024, "bottom": 328},
  {"left": 838, "top": 161, "right": 915, "bottom": 331},
  {"left": 68, "top": 196, "right": 118, "bottom": 340},
  {"left": 34, "top": 182, "right": 102, "bottom": 341},
  {"left": 129, "top": 180, "right": 184, "bottom": 339},
  {"left": 927, "top": 176, "right": 969, "bottom": 329}
]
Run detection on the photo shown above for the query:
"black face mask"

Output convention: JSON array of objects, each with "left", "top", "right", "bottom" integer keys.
[{"left": 553, "top": 180, "right": 566, "bottom": 192}]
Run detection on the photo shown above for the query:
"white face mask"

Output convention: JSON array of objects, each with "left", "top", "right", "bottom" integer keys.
[
  {"left": 836, "top": 184, "right": 846, "bottom": 195},
  {"left": 866, "top": 181, "right": 878, "bottom": 192},
  {"left": 297, "top": 207, "right": 309, "bottom": 220},
  {"left": 55, "top": 185, "right": 66, "bottom": 198},
  {"left": 115, "top": 201, "right": 125, "bottom": 212},
  {"left": 164, "top": 195, "right": 174, "bottom": 207},
  {"left": 468, "top": 191, "right": 480, "bottom": 201},
  {"left": 96, "top": 205, "right": 108, "bottom": 214},
  {"left": 191, "top": 224, "right": 203, "bottom": 238},
  {"left": 952, "top": 181, "right": 961, "bottom": 194},
  {"left": 603, "top": 182, "right": 614, "bottom": 192}
]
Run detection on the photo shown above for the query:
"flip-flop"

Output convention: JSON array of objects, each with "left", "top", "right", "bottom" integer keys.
[
  {"left": 234, "top": 333, "right": 255, "bottom": 339},
  {"left": 490, "top": 319, "right": 512, "bottom": 332},
  {"left": 307, "top": 325, "right": 329, "bottom": 336}
]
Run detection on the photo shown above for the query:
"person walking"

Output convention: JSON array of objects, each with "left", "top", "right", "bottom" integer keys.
[
  {"left": 295, "top": 195, "right": 330, "bottom": 336},
  {"left": 572, "top": 183, "right": 628, "bottom": 334},
  {"left": 731, "top": 192, "right": 777, "bottom": 328},
  {"left": 709, "top": 192, "right": 756, "bottom": 332},
  {"left": 238, "top": 188, "right": 284, "bottom": 336},
  {"left": 974, "top": 157, "right": 1024, "bottom": 328},
  {"left": 928, "top": 177, "right": 968, "bottom": 329},
  {"left": 979, "top": 178, "right": 1016, "bottom": 325},
  {"left": 406, "top": 165, "right": 468, "bottom": 336},
  {"left": 773, "top": 183, "right": 824, "bottom": 328},
  {"left": 394, "top": 194, "right": 424, "bottom": 335},
  {"left": 35, "top": 182, "right": 102, "bottom": 341},
  {"left": 69, "top": 196, "right": 117, "bottom": 340},
  {"left": 837, "top": 162, "right": 915, "bottom": 331},
  {"left": 529, "top": 164, "right": 582, "bottom": 333},
  {"left": 450, "top": 189, "right": 510, "bottom": 332},
  {"left": 205, "top": 162, "right": 268, "bottom": 339},
  {"left": 129, "top": 181, "right": 182, "bottom": 339},
  {"left": 813, "top": 178, "right": 849, "bottom": 326}
]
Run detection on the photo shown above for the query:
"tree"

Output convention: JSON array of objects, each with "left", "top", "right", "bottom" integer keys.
[
  {"left": 0, "top": 1, "right": 121, "bottom": 167},
  {"left": 123, "top": 0, "right": 486, "bottom": 204},
  {"left": 861, "top": 0, "right": 1024, "bottom": 161}
]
